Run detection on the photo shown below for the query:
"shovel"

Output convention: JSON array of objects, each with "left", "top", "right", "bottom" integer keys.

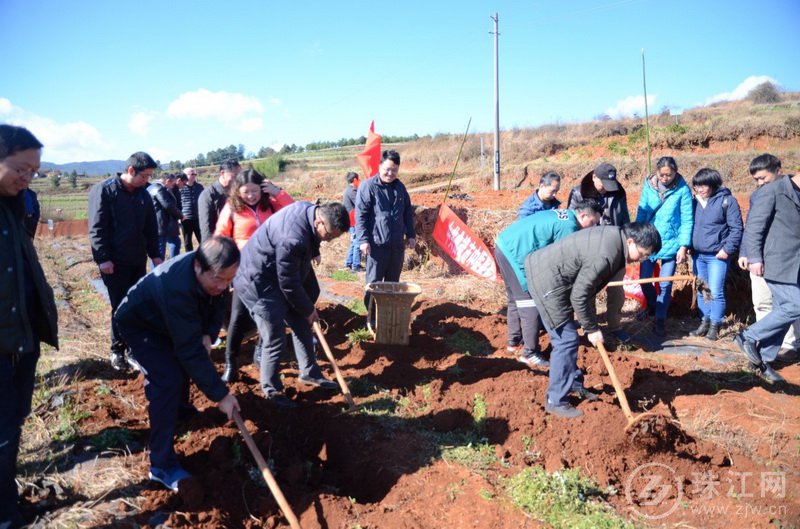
[
  {"left": 312, "top": 321, "right": 358, "bottom": 411},
  {"left": 594, "top": 341, "right": 658, "bottom": 432},
  {"left": 232, "top": 410, "right": 303, "bottom": 529}
]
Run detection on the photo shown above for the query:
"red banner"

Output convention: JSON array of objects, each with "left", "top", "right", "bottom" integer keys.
[
  {"left": 357, "top": 120, "right": 381, "bottom": 180},
  {"left": 432, "top": 204, "right": 499, "bottom": 282}
]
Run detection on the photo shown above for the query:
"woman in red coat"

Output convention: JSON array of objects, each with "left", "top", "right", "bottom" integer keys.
[{"left": 215, "top": 169, "right": 293, "bottom": 381}]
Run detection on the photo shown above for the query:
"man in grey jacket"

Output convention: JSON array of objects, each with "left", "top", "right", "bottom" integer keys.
[
  {"left": 734, "top": 172, "right": 800, "bottom": 384},
  {"left": 524, "top": 222, "right": 661, "bottom": 418}
]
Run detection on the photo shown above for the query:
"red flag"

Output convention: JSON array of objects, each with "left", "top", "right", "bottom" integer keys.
[
  {"left": 357, "top": 121, "right": 381, "bottom": 180},
  {"left": 432, "top": 204, "right": 499, "bottom": 282}
]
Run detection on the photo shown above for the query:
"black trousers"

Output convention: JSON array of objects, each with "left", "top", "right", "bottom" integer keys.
[
  {"left": 225, "top": 289, "right": 256, "bottom": 361},
  {"left": 181, "top": 218, "right": 202, "bottom": 252},
  {"left": 0, "top": 349, "right": 39, "bottom": 529},
  {"left": 101, "top": 263, "right": 146, "bottom": 354},
  {"left": 119, "top": 324, "right": 190, "bottom": 470}
]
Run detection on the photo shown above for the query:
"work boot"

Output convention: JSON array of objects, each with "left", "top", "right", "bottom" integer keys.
[
  {"left": 689, "top": 318, "right": 710, "bottom": 337},
  {"left": 221, "top": 354, "right": 237, "bottom": 383},
  {"left": 705, "top": 322, "right": 720, "bottom": 341},
  {"left": 653, "top": 319, "right": 666, "bottom": 337}
]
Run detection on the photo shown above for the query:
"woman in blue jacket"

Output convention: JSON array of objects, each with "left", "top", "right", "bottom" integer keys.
[
  {"left": 688, "top": 168, "right": 743, "bottom": 340},
  {"left": 635, "top": 156, "right": 694, "bottom": 336}
]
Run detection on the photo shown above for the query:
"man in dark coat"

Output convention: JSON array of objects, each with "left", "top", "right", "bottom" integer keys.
[
  {"left": 148, "top": 172, "right": 183, "bottom": 260},
  {"left": 734, "top": 172, "right": 800, "bottom": 384},
  {"left": 114, "top": 236, "right": 240, "bottom": 492},
  {"left": 524, "top": 222, "right": 661, "bottom": 418},
  {"left": 1, "top": 125, "right": 59, "bottom": 529},
  {"left": 179, "top": 168, "right": 203, "bottom": 251},
  {"left": 88, "top": 151, "right": 161, "bottom": 370},
  {"left": 567, "top": 162, "right": 632, "bottom": 342},
  {"left": 355, "top": 150, "right": 416, "bottom": 310},
  {"left": 234, "top": 201, "right": 349, "bottom": 408},
  {"left": 198, "top": 159, "right": 240, "bottom": 243}
]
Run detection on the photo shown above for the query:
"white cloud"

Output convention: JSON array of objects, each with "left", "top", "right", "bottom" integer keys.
[
  {"left": 146, "top": 147, "right": 171, "bottom": 163},
  {"left": 704, "top": 75, "right": 780, "bottom": 105},
  {"left": 129, "top": 110, "right": 158, "bottom": 136},
  {"left": 269, "top": 98, "right": 282, "bottom": 107},
  {"left": 604, "top": 95, "right": 657, "bottom": 119},
  {"left": 166, "top": 89, "right": 264, "bottom": 131},
  {"left": 0, "top": 98, "right": 113, "bottom": 163}
]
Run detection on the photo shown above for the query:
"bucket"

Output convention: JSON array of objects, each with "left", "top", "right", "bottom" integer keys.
[{"left": 365, "top": 281, "right": 422, "bottom": 345}]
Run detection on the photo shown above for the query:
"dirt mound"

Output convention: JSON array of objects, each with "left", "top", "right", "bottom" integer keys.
[{"left": 41, "top": 297, "right": 797, "bottom": 528}]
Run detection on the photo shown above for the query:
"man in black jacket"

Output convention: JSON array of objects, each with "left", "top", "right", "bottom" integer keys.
[
  {"left": 179, "top": 168, "right": 203, "bottom": 251},
  {"left": 198, "top": 159, "right": 240, "bottom": 243},
  {"left": 148, "top": 173, "right": 183, "bottom": 261},
  {"left": 342, "top": 171, "right": 363, "bottom": 271},
  {"left": 88, "top": 151, "right": 161, "bottom": 370},
  {"left": 114, "top": 236, "right": 240, "bottom": 492},
  {"left": 234, "top": 201, "right": 349, "bottom": 408},
  {"left": 567, "top": 162, "right": 632, "bottom": 343},
  {"left": 1, "top": 125, "right": 59, "bottom": 529},
  {"left": 524, "top": 222, "right": 661, "bottom": 418},
  {"left": 734, "top": 173, "right": 800, "bottom": 384}
]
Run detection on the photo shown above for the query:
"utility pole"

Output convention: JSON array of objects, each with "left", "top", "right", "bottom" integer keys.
[{"left": 490, "top": 12, "right": 500, "bottom": 191}]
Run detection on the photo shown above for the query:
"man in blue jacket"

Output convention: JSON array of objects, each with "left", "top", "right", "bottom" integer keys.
[
  {"left": 1, "top": 125, "right": 59, "bottom": 529},
  {"left": 517, "top": 171, "right": 561, "bottom": 218},
  {"left": 355, "top": 150, "right": 416, "bottom": 310},
  {"left": 114, "top": 236, "right": 240, "bottom": 492},
  {"left": 734, "top": 172, "right": 800, "bottom": 384},
  {"left": 495, "top": 200, "right": 602, "bottom": 367},
  {"left": 234, "top": 201, "right": 350, "bottom": 408},
  {"left": 88, "top": 152, "right": 162, "bottom": 370}
]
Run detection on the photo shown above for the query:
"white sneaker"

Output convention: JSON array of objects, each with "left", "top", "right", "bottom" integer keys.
[{"left": 517, "top": 352, "right": 549, "bottom": 368}]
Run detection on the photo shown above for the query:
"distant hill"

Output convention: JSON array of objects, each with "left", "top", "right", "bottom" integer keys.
[{"left": 40, "top": 160, "right": 126, "bottom": 176}]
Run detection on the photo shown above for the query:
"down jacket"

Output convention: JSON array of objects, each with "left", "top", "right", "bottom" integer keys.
[
  {"left": 691, "top": 187, "right": 743, "bottom": 256},
  {"left": 113, "top": 251, "right": 228, "bottom": 402},
  {"left": 635, "top": 173, "right": 693, "bottom": 260},
  {"left": 233, "top": 202, "right": 321, "bottom": 320},
  {"left": 524, "top": 226, "right": 628, "bottom": 333},
  {"left": 198, "top": 181, "right": 228, "bottom": 243},
  {"left": 1, "top": 193, "right": 58, "bottom": 357},
  {"left": 214, "top": 190, "right": 294, "bottom": 249}
]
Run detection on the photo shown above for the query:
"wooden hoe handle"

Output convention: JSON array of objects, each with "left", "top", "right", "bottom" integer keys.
[
  {"left": 594, "top": 341, "right": 635, "bottom": 423},
  {"left": 312, "top": 321, "right": 357, "bottom": 409},
  {"left": 232, "top": 410, "right": 303, "bottom": 529},
  {"left": 606, "top": 274, "right": 694, "bottom": 287}
]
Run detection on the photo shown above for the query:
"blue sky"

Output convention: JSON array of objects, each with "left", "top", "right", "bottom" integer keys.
[{"left": 2, "top": 0, "right": 799, "bottom": 164}]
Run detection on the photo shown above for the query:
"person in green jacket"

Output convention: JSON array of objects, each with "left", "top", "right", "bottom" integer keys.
[
  {"left": 1, "top": 125, "right": 59, "bottom": 529},
  {"left": 495, "top": 200, "right": 602, "bottom": 367}
]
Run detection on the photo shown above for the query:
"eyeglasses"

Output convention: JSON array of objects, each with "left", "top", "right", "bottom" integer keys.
[{"left": 2, "top": 161, "right": 39, "bottom": 179}]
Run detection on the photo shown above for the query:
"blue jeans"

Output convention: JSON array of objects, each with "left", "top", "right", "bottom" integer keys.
[
  {"left": 0, "top": 349, "right": 39, "bottom": 529},
  {"left": 692, "top": 253, "right": 729, "bottom": 324},
  {"left": 744, "top": 279, "right": 800, "bottom": 362},
  {"left": 344, "top": 227, "right": 362, "bottom": 269},
  {"left": 640, "top": 258, "right": 677, "bottom": 320},
  {"left": 157, "top": 236, "right": 181, "bottom": 261},
  {"left": 541, "top": 319, "right": 584, "bottom": 406}
]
